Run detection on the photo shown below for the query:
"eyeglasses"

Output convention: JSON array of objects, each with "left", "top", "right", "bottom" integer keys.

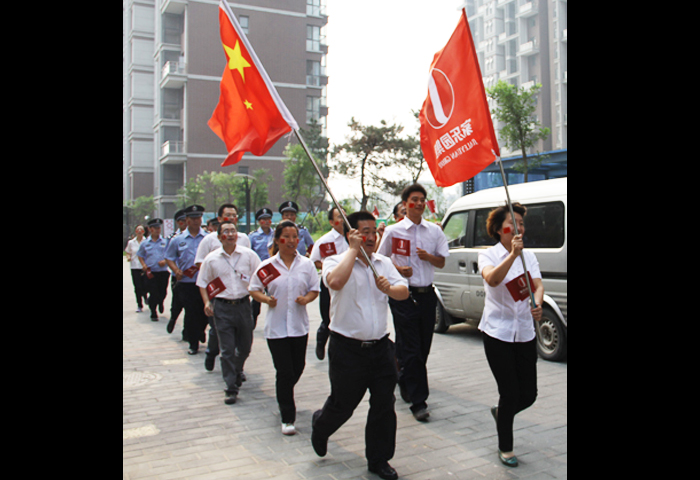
[{"left": 221, "top": 229, "right": 237, "bottom": 235}]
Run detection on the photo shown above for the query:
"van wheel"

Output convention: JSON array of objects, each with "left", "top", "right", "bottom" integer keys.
[
  {"left": 535, "top": 305, "right": 567, "bottom": 361},
  {"left": 435, "top": 302, "right": 450, "bottom": 333}
]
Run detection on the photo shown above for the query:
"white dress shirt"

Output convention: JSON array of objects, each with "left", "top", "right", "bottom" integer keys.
[
  {"left": 248, "top": 253, "right": 320, "bottom": 339},
  {"left": 196, "top": 246, "right": 261, "bottom": 300},
  {"left": 195, "top": 230, "right": 251, "bottom": 265},
  {"left": 322, "top": 251, "right": 408, "bottom": 341},
  {"left": 477, "top": 242, "right": 542, "bottom": 343},
  {"left": 376, "top": 217, "right": 450, "bottom": 287},
  {"left": 309, "top": 228, "right": 349, "bottom": 265}
]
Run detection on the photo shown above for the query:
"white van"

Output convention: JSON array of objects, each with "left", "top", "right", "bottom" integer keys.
[{"left": 434, "top": 177, "right": 567, "bottom": 361}]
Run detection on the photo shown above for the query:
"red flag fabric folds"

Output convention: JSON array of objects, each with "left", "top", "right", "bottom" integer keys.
[
  {"left": 419, "top": 10, "right": 500, "bottom": 187},
  {"left": 208, "top": 1, "right": 298, "bottom": 166}
]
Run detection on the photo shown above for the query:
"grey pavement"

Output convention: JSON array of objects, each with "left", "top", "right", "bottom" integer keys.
[{"left": 124, "top": 259, "right": 567, "bottom": 480}]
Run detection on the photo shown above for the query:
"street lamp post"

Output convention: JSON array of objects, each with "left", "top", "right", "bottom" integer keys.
[{"left": 237, "top": 167, "right": 255, "bottom": 234}]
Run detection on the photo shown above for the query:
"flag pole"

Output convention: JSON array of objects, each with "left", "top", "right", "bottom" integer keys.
[
  {"left": 496, "top": 157, "right": 537, "bottom": 307},
  {"left": 292, "top": 129, "right": 380, "bottom": 279}
]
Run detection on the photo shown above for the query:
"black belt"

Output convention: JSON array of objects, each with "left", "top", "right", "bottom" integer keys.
[
  {"left": 215, "top": 295, "right": 249, "bottom": 305},
  {"left": 331, "top": 331, "right": 389, "bottom": 349},
  {"left": 409, "top": 285, "right": 433, "bottom": 294}
]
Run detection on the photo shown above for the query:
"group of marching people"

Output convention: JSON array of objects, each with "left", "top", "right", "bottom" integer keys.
[{"left": 125, "top": 182, "right": 545, "bottom": 479}]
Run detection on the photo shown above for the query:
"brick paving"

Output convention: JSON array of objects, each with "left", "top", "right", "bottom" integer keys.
[{"left": 123, "top": 259, "right": 567, "bottom": 479}]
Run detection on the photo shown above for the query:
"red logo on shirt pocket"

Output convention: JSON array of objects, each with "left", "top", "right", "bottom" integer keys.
[
  {"left": 505, "top": 272, "right": 534, "bottom": 302},
  {"left": 257, "top": 263, "right": 281, "bottom": 287},
  {"left": 391, "top": 237, "right": 411, "bottom": 256}
]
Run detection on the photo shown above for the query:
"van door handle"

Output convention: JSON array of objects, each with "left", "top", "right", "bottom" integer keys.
[
  {"left": 458, "top": 260, "right": 467, "bottom": 271},
  {"left": 472, "top": 262, "right": 479, "bottom": 274}
]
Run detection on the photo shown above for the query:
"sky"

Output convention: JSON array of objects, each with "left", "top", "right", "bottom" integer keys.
[{"left": 323, "top": 0, "right": 469, "bottom": 206}]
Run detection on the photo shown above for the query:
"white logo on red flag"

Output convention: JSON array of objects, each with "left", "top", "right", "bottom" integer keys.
[{"left": 426, "top": 69, "right": 454, "bottom": 129}]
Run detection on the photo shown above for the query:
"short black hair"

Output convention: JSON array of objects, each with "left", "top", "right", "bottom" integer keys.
[
  {"left": 343, "top": 211, "right": 376, "bottom": 236},
  {"left": 217, "top": 221, "right": 237, "bottom": 236},
  {"left": 401, "top": 183, "right": 427, "bottom": 202},
  {"left": 218, "top": 203, "right": 238, "bottom": 217}
]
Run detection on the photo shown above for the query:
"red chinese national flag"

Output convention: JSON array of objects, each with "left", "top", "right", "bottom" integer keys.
[
  {"left": 419, "top": 10, "right": 500, "bottom": 187},
  {"left": 208, "top": 1, "right": 298, "bottom": 167}
]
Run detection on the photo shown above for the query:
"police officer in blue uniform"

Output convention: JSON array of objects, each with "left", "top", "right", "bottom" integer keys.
[
  {"left": 278, "top": 201, "right": 314, "bottom": 257},
  {"left": 248, "top": 208, "right": 274, "bottom": 261},
  {"left": 137, "top": 218, "right": 170, "bottom": 321},
  {"left": 167, "top": 209, "right": 187, "bottom": 335},
  {"left": 165, "top": 205, "right": 209, "bottom": 355}
]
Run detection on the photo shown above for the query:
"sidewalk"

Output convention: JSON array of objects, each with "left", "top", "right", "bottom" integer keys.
[{"left": 123, "top": 259, "right": 566, "bottom": 479}]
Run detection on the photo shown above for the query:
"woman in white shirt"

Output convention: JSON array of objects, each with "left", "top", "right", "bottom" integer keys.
[
  {"left": 478, "top": 203, "right": 544, "bottom": 468},
  {"left": 124, "top": 225, "right": 147, "bottom": 312},
  {"left": 249, "top": 221, "right": 320, "bottom": 436}
]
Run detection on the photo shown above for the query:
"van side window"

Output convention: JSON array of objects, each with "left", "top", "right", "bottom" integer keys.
[
  {"left": 522, "top": 202, "right": 565, "bottom": 248},
  {"left": 442, "top": 211, "right": 469, "bottom": 249},
  {"left": 474, "top": 208, "right": 498, "bottom": 247}
]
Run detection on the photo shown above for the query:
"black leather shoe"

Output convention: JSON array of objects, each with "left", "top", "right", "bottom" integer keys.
[
  {"left": 316, "top": 325, "right": 329, "bottom": 360},
  {"left": 166, "top": 318, "right": 176, "bottom": 334},
  {"left": 204, "top": 355, "right": 215, "bottom": 371},
  {"left": 413, "top": 408, "right": 430, "bottom": 422},
  {"left": 311, "top": 410, "right": 327, "bottom": 457},
  {"left": 368, "top": 462, "right": 398, "bottom": 480},
  {"left": 224, "top": 392, "right": 237, "bottom": 405}
]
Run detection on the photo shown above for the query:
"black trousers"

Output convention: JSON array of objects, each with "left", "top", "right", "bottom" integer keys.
[
  {"left": 267, "top": 335, "right": 308, "bottom": 424},
  {"left": 316, "top": 281, "right": 331, "bottom": 345},
  {"left": 482, "top": 333, "right": 538, "bottom": 452},
  {"left": 313, "top": 333, "right": 397, "bottom": 465},
  {"left": 175, "top": 282, "right": 208, "bottom": 351},
  {"left": 145, "top": 271, "right": 170, "bottom": 318},
  {"left": 130, "top": 269, "right": 148, "bottom": 308},
  {"left": 389, "top": 287, "right": 437, "bottom": 413}
]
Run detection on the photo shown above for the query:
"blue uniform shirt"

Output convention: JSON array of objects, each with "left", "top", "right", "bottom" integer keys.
[
  {"left": 165, "top": 228, "right": 207, "bottom": 283},
  {"left": 298, "top": 225, "right": 314, "bottom": 255},
  {"left": 137, "top": 236, "right": 169, "bottom": 272},
  {"left": 248, "top": 227, "right": 274, "bottom": 260}
]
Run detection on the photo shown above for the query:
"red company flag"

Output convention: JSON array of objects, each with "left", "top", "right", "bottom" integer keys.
[
  {"left": 372, "top": 205, "right": 380, "bottom": 218},
  {"left": 419, "top": 10, "right": 500, "bottom": 187},
  {"left": 208, "top": 1, "right": 298, "bottom": 167}
]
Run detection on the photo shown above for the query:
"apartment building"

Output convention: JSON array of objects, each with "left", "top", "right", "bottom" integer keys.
[
  {"left": 123, "top": 0, "right": 329, "bottom": 219},
  {"left": 464, "top": 0, "right": 567, "bottom": 155}
]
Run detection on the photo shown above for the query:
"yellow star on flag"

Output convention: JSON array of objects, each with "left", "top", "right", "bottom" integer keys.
[
  {"left": 244, "top": 100, "right": 253, "bottom": 110},
  {"left": 223, "top": 40, "right": 251, "bottom": 82}
]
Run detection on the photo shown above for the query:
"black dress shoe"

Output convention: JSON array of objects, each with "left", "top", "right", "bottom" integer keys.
[
  {"left": 187, "top": 348, "right": 198, "bottom": 355},
  {"left": 368, "top": 461, "right": 398, "bottom": 480},
  {"left": 204, "top": 355, "right": 215, "bottom": 371},
  {"left": 311, "top": 410, "right": 327, "bottom": 457},
  {"left": 166, "top": 318, "right": 176, "bottom": 334}
]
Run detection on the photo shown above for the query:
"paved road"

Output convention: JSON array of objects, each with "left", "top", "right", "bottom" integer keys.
[{"left": 123, "top": 259, "right": 567, "bottom": 479}]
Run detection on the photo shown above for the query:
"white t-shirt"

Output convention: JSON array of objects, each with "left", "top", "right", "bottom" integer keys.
[
  {"left": 376, "top": 217, "right": 450, "bottom": 287},
  {"left": 196, "top": 246, "right": 261, "bottom": 301},
  {"left": 125, "top": 237, "right": 145, "bottom": 269},
  {"left": 477, "top": 242, "right": 542, "bottom": 343},
  {"left": 322, "top": 251, "right": 408, "bottom": 341},
  {"left": 249, "top": 253, "right": 320, "bottom": 339},
  {"left": 309, "top": 228, "right": 348, "bottom": 265}
]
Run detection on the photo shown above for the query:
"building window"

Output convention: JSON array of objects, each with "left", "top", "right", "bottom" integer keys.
[
  {"left": 307, "top": 25, "right": 322, "bottom": 51},
  {"left": 239, "top": 15, "right": 249, "bottom": 35},
  {"left": 307, "top": 0, "right": 321, "bottom": 16},
  {"left": 306, "top": 96, "right": 320, "bottom": 123},
  {"left": 307, "top": 60, "right": 321, "bottom": 86}
]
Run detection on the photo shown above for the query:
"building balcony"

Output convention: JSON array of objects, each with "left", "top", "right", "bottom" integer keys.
[
  {"left": 517, "top": 40, "right": 539, "bottom": 56},
  {"left": 516, "top": 2, "right": 538, "bottom": 18},
  {"left": 160, "top": 141, "right": 186, "bottom": 165},
  {"left": 161, "top": 62, "right": 187, "bottom": 89},
  {"left": 160, "top": 0, "right": 187, "bottom": 15}
]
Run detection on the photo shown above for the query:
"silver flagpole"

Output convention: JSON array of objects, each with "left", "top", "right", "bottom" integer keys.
[
  {"left": 496, "top": 157, "right": 537, "bottom": 306},
  {"left": 292, "top": 129, "right": 380, "bottom": 279}
]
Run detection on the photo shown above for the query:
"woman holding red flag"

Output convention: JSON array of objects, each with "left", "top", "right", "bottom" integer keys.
[{"left": 478, "top": 203, "right": 544, "bottom": 467}]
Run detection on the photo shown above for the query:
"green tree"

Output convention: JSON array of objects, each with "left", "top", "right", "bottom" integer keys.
[
  {"left": 124, "top": 195, "right": 156, "bottom": 226},
  {"left": 332, "top": 118, "right": 420, "bottom": 211},
  {"left": 177, "top": 169, "right": 272, "bottom": 216},
  {"left": 486, "top": 80, "right": 551, "bottom": 182}
]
